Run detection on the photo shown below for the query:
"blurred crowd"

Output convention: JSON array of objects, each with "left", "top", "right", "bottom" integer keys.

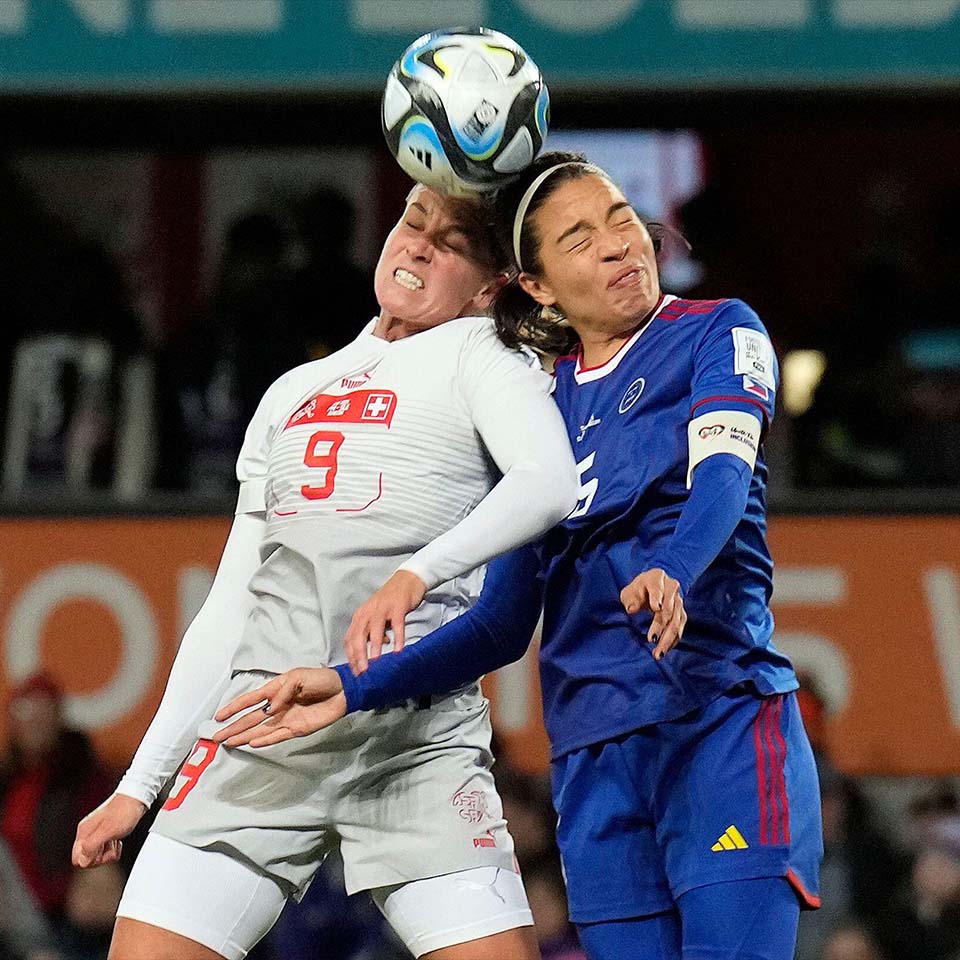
[
  {"left": 3, "top": 156, "right": 960, "bottom": 501},
  {"left": 2, "top": 671, "right": 960, "bottom": 960},
  {"left": 0, "top": 161, "right": 375, "bottom": 503}
]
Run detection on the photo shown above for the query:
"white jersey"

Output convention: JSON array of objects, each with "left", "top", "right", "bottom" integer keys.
[{"left": 232, "top": 315, "right": 559, "bottom": 674}]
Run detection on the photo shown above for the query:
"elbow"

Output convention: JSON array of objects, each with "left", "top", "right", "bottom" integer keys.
[{"left": 551, "top": 458, "right": 580, "bottom": 522}]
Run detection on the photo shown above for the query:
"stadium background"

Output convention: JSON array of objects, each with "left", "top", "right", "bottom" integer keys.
[{"left": 1, "top": 2, "right": 960, "bottom": 959}]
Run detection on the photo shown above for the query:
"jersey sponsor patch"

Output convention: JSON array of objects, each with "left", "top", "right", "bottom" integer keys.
[
  {"left": 687, "top": 409, "right": 761, "bottom": 487},
  {"left": 732, "top": 327, "right": 775, "bottom": 389}
]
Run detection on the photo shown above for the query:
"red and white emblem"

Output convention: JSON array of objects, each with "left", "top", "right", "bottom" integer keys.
[{"left": 453, "top": 789, "right": 489, "bottom": 824}]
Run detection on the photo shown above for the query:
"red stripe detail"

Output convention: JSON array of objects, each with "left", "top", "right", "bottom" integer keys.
[
  {"left": 690, "top": 395, "right": 769, "bottom": 417},
  {"left": 787, "top": 869, "right": 821, "bottom": 909},
  {"left": 762, "top": 699, "right": 781, "bottom": 844},
  {"left": 772, "top": 696, "right": 791, "bottom": 844},
  {"left": 335, "top": 472, "right": 383, "bottom": 513},
  {"left": 754, "top": 702, "right": 769, "bottom": 846},
  {"left": 555, "top": 352, "right": 579, "bottom": 366}
]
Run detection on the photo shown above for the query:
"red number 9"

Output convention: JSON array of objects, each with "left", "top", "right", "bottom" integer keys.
[{"left": 301, "top": 430, "right": 345, "bottom": 500}]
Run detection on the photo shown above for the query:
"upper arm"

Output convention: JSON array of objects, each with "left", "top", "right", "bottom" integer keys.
[
  {"left": 458, "top": 325, "right": 577, "bottom": 488},
  {"left": 235, "top": 375, "right": 288, "bottom": 514},
  {"left": 690, "top": 301, "right": 777, "bottom": 428}
]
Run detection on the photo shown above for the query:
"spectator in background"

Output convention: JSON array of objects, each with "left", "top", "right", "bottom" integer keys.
[
  {"left": 288, "top": 186, "right": 377, "bottom": 358},
  {"left": 0, "top": 836, "right": 62, "bottom": 960},
  {"left": 796, "top": 768, "right": 903, "bottom": 960},
  {"left": 157, "top": 210, "right": 301, "bottom": 491},
  {"left": 524, "top": 854, "right": 586, "bottom": 960},
  {"left": 0, "top": 674, "right": 116, "bottom": 953},
  {"left": 878, "top": 819, "right": 960, "bottom": 960},
  {"left": 820, "top": 923, "right": 888, "bottom": 960},
  {"left": 0, "top": 161, "right": 143, "bottom": 493}
]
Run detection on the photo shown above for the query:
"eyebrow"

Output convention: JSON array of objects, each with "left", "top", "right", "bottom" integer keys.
[
  {"left": 556, "top": 202, "right": 634, "bottom": 244},
  {"left": 408, "top": 202, "right": 428, "bottom": 216}
]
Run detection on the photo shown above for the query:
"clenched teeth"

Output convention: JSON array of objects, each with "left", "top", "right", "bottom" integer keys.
[{"left": 394, "top": 268, "right": 423, "bottom": 290}]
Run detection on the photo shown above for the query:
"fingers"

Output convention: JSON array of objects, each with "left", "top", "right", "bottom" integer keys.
[
  {"left": 345, "top": 616, "right": 368, "bottom": 675},
  {"left": 223, "top": 715, "right": 283, "bottom": 748},
  {"left": 622, "top": 568, "right": 685, "bottom": 661},
  {"left": 214, "top": 677, "right": 280, "bottom": 723},
  {"left": 653, "top": 602, "right": 687, "bottom": 660},
  {"left": 620, "top": 578, "right": 648, "bottom": 615},
  {"left": 213, "top": 706, "right": 273, "bottom": 745},
  {"left": 73, "top": 826, "right": 112, "bottom": 868},
  {"left": 393, "top": 611, "right": 406, "bottom": 653},
  {"left": 367, "top": 615, "right": 388, "bottom": 662}
]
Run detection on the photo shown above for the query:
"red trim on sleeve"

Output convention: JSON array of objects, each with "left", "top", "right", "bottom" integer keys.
[{"left": 690, "top": 395, "right": 769, "bottom": 417}]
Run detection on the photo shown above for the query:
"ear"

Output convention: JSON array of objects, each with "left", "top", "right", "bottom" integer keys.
[
  {"left": 468, "top": 271, "right": 511, "bottom": 312},
  {"left": 518, "top": 271, "right": 558, "bottom": 308}
]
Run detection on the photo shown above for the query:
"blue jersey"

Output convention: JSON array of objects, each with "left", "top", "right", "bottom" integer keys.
[{"left": 539, "top": 295, "right": 796, "bottom": 758}]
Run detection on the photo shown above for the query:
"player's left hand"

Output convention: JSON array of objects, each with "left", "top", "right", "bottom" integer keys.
[
  {"left": 212, "top": 667, "right": 347, "bottom": 747},
  {"left": 620, "top": 568, "right": 687, "bottom": 660},
  {"left": 344, "top": 569, "right": 427, "bottom": 674}
]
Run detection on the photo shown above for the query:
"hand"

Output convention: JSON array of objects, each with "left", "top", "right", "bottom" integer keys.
[
  {"left": 212, "top": 667, "right": 347, "bottom": 748},
  {"left": 72, "top": 793, "right": 147, "bottom": 868},
  {"left": 344, "top": 570, "right": 427, "bottom": 674},
  {"left": 619, "top": 568, "right": 687, "bottom": 661}
]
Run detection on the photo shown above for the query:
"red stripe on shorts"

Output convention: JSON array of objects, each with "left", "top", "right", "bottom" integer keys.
[
  {"left": 762, "top": 699, "right": 782, "bottom": 844},
  {"left": 754, "top": 700, "right": 770, "bottom": 845},
  {"left": 772, "top": 696, "right": 791, "bottom": 844}
]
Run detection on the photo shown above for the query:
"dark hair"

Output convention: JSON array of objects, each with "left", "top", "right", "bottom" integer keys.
[
  {"left": 491, "top": 151, "right": 670, "bottom": 355},
  {"left": 439, "top": 192, "right": 512, "bottom": 275}
]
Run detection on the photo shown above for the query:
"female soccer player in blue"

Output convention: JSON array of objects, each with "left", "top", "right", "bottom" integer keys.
[{"left": 214, "top": 153, "right": 823, "bottom": 960}]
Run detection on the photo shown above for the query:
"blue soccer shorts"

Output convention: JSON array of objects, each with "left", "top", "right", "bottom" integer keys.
[{"left": 550, "top": 689, "right": 822, "bottom": 924}]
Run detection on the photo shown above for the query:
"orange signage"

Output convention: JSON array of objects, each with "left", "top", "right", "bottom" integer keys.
[{"left": 1, "top": 516, "right": 959, "bottom": 777}]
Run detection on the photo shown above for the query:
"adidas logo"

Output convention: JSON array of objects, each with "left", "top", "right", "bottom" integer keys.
[{"left": 711, "top": 825, "right": 749, "bottom": 852}]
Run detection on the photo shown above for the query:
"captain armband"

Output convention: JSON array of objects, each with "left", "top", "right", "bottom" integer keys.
[{"left": 686, "top": 410, "right": 761, "bottom": 488}]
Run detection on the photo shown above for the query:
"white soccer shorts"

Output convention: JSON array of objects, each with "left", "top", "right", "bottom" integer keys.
[{"left": 118, "top": 833, "right": 533, "bottom": 959}]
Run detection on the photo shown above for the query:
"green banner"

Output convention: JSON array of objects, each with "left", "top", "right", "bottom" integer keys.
[{"left": 2, "top": 0, "right": 960, "bottom": 92}]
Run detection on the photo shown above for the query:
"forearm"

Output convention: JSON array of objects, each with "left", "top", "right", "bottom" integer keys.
[
  {"left": 400, "top": 459, "right": 573, "bottom": 588},
  {"left": 338, "top": 544, "right": 544, "bottom": 711},
  {"left": 649, "top": 453, "right": 753, "bottom": 595},
  {"left": 115, "top": 511, "right": 264, "bottom": 805}
]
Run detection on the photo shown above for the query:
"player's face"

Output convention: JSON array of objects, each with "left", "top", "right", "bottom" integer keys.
[
  {"left": 374, "top": 187, "right": 500, "bottom": 330},
  {"left": 520, "top": 175, "right": 661, "bottom": 338}
]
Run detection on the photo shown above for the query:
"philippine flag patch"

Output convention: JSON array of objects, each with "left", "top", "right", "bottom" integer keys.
[{"left": 742, "top": 375, "right": 769, "bottom": 401}]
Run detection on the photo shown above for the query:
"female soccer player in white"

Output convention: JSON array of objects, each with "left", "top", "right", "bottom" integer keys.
[{"left": 71, "top": 185, "right": 578, "bottom": 960}]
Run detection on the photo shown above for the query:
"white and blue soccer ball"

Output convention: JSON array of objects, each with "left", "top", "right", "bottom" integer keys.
[{"left": 382, "top": 27, "right": 550, "bottom": 195}]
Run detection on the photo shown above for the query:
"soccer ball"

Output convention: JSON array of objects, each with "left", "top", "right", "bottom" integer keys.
[{"left": 381, "top": 27, "right": 550, "bottom": 195}]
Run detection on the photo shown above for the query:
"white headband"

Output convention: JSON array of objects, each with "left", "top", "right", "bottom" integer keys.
[{"left": 511, "top": 161, "right": 606, "bottom": 271}]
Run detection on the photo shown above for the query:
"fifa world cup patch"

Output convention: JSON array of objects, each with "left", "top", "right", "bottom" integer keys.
[
  {"left": 711, "top": 825, "right": 749, "bottom": 851},
  {"left": 732, "top": 327, "right": 775, "bottom": 389}
]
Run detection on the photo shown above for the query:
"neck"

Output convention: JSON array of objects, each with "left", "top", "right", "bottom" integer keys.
[
  {"left": 373, "top": 312, "right": 418, "bottom": 341},
  {"left": 576, "top": 294, "right": 664, "bottom": 368}
]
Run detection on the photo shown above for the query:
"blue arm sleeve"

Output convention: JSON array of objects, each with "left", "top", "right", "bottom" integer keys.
[
  {"left": 648, "top": 450, "right": 754, "bottom": 596},
  {"left": 335, "top": 543, "right": 545, "bottom": 714}
]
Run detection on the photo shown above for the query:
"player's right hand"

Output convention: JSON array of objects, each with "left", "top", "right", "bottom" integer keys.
[
  {"left": 344, "top": 569, "right": 427, "bottom": 673},
  {"left": 72, "top": 793, "right": 147, "bottom": 869},
  {"left": 212, "top": 667, "right": 347, "bottom": 748}
]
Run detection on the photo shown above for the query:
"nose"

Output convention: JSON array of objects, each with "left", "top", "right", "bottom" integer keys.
[
  {"left": 406, "top": 234, "right": 433, "bottom": 262},
  {"left": 599, "top": 232, "right": 629, "bottom": 262}
]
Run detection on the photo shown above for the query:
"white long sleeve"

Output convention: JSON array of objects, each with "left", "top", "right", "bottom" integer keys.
[
  {"left": 115, "top": 511, "right": 265, "bottom": 806},
  {"left": 399, "top": 331, "right": 578, "bottom": 589}
]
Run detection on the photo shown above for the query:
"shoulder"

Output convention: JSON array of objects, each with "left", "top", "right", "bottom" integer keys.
[{"left": 660, "top": 296, "right": 759, "bottom": 327}]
